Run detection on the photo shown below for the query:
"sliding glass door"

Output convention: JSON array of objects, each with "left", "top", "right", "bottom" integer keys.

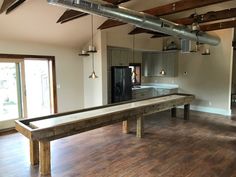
[
  {"left": 0, "top": 60, "right": 24, "bottom": 129},
  {"left": 24, "top": 60, "right": 52, "bottom": 117},
  {"left": 0, "top": 58, "right": 55, "bottom": 130}
]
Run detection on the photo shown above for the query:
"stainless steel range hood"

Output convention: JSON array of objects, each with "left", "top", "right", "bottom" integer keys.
[{"left": 47, "top": 0, "right": 221, "bottom": 46}]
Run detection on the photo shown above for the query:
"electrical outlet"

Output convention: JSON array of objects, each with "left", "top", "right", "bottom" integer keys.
[{"left": 209, "top": 102, "right": 212, "bottom": 106}]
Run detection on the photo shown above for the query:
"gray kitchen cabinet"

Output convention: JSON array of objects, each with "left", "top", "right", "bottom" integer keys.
[
  {"left": 128, "top": 50, "right": 142, "bottom": 64},
  {"left": 142, "top": 52, "right": 162, "bottom": 76},
  {"left": 162, "top": 51, "right": 178, "bottom": 77},
  {"left": 132, "top": 88, "right": 154, "bottom": 100},
  {"left": 134, "top": 51, "right": 142, "bottom": 63},
  {"left": 132, "top": 87, "right": 178, "bottom": 100},
  {"left": 108, "top": 47, "right": 129, "bottom": 66},
  {"left": 142, "top": 50, "right": 178, "bottom": 77},
  {"left": 155, "top": 88, "right": 178, "bottom": 96}
]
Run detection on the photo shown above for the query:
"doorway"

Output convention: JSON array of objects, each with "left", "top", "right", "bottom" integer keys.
[{"left": 0, "top": 55, "right": 57, "bottom": 130}]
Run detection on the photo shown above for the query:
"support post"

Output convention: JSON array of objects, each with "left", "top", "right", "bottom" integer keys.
[
  {"left": 171, "top": 107, "right": 177, "bottom": 118},
  {"left": 30, "top": 140, "right": 39, "bottom": 165},
  {"left": 136, "top": 116, "right": 144, "bottom": 138},
  {"left": 184, "top": 104, "right": 190, "bottom": 120},
  {"left": 122, "top": 120, "right": 130, "bottom": 134},
  {"left": 39, "top": 141, "right": 51, "bottom": 176}
]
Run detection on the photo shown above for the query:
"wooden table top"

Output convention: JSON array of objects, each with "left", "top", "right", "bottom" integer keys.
[{"left": 30, "top": 95, "right": 186, "bottom": 129}]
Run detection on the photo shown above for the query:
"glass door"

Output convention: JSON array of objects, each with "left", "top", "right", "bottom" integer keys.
[
  {"left": 0, "top": 58, "right": 55, "bottom": 131},
  {"left": 0, "top": 60, "right": 24, "bottom": 130},
  {"left": 24, "top": 60, "right": 52, "bottom": 117}
]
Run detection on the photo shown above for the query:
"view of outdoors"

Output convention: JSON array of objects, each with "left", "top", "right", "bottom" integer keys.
[
  {"left": 0, "top": 59, "right": 52, "bottom": 130},
  {"left": 25, "top": 60, "right": 51, "bottom": 118},
  {"left": 0, "top": 63, "right": 20, "bottom": 120}
]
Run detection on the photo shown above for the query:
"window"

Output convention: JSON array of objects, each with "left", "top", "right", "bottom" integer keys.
[{"left": 129, "top": 63, "right": 141, "bottom": 86}]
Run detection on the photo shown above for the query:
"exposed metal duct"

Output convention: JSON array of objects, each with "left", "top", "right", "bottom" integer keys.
[{"left": 47, "top": 0, "right": 221, "bottom": 46}]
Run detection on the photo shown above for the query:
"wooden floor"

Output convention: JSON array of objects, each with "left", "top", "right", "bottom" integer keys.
[{"left": 0, "top": 110, "right": 236, "bottom": 177}]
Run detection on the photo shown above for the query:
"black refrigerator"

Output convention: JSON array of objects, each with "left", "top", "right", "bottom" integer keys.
[{"left": 111, "top": 66, "right": 132, "bottom": 103}]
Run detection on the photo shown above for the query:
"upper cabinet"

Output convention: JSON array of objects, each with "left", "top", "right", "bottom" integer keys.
[
  {"left": 142, "top": 50, "right": 178, "bottom": 77},
  {"left": 108, "top": 46, "right": 143, "bottom": 66},
  {"left": 162, "top": 51, "right": 178, "bottom": 77},
  {"left": 108, "top": 46, "right": 129, "bottom": 66}
]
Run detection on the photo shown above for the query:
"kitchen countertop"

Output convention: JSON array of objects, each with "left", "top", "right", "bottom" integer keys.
[{"left": 132, "top": 83, "right": 178, "bottom": 90}]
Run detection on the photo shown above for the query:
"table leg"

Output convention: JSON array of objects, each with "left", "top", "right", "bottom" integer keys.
[
  {"left": 171, "top": 107, "right": 177, "bottom": 118},
  {"left": 122, "top": 120, "right": 130, "bottom": 134},
  {"left": 39, "top": 141, "right": 51, "bottom": 176},
  {"left": 184, "top": 104, "right": 190, "bottom": 120},
  {"left": 30, "top": 140, "right": 39, "bottom": 165},
  {"left": 136, "top": 116, "right": 144, "bottom": 138}
]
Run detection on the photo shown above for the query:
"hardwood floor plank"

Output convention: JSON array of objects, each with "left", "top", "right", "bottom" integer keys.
[{"left": 0, "top": 110, "right": 236, "bottom": 177}]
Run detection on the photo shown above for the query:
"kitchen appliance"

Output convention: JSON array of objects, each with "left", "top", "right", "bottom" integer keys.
[{"left": 111, "top": 66, "right": 132, "bottom": 103}]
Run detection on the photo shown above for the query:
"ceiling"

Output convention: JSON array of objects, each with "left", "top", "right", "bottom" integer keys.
[
  {"left": 0, "top": 0, "right": 235, "bottom": 49},
  {"left": 0, "top": 0, "right": 107, "bottom": 49}
]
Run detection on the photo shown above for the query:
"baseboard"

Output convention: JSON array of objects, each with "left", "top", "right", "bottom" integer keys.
[{"left": 178, "top": 105, "right": 231, "bottom": 116}]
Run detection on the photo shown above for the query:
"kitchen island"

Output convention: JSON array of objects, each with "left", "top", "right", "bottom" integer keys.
[{"left": 132, "top": 83, "right": 178, "bottom": 100}]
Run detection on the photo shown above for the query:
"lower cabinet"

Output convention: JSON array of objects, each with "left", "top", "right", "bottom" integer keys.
[
  {"left": 132, "top": 88, "right": 178, "bottom": 100},
  {"left": 155, "top": 88, "right": 178, "bottom": 96},
  {"left": 132, "top": 88, "right": 154, "bottom": 100}
]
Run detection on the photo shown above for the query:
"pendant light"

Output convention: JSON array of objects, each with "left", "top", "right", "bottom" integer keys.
[
  {"left": 88, "top": 15, "right": 98, "bottom": 79},
  {"left": 131, "top": 34, "right": 137, "bottom": 79},
  {"left": 159, "top": 69, "right": 166, "bottom": 75}
]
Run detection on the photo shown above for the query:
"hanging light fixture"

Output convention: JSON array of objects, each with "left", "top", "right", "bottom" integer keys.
[
  {"left": 131, "top": 33, "right": 137, "bottom": 80},
  {"left": 159, "top": 69, "right": 166, "bottom": 75},
  {"left": 88, "top": 15, "right": 98, "bottom": 79}
]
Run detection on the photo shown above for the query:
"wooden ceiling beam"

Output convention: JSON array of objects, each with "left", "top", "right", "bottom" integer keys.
[
  {"left": 128, "top": 28, "right": 169, "bottom": 38},
  {"left": 5, "top": 0, "right": 25, "bottom": 14},
  {"left": 57, "top": 10, "right": 88, "bottom": 24},
  {"left": 97, "top": 19, "right": 126, "bottom": 29},
  {"left": 129, "top": 8, "right": 236, "bottom": 35},
  {"left": 57, "top": 0, "right": 130, "bottom": 24},
  {"left": 143, "top": 0, "right": 231, "bottom": 16},
  {"left": 151, "top": 33, "right": 169, "bottom": 38},
  {"left": 151, "top": 20, "right": 236, "bottom": 38},
  {"left": 174, "top": 8, "right": 236, "bottom": 25},
  {"left": 104, "top": 0, "right": 130, "bottom": 5},
  {"left": 98, "top": 0, "right": 232, "bottom": 30},
  {"left": 0, "top": 0, "right": 17, "bottom": 13},
  {"left": 200, "top": 19, "right": 236, "bottom": 31}
]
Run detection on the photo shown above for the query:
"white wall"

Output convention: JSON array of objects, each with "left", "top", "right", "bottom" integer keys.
[
  {"left": 106, "top": 25, "right": 163, "bottom": 51},
  {"left": 144, "top": 29, "right": 234, "bottom": 115},
  {"left": 232, "top": 50, "right": 236, "bottom": 93},
  {"left": 0, "top": 40, "right": 84, "bottom": 113},
  {"left": 82, "top": 31, "right": 105, "bottom": 108}
]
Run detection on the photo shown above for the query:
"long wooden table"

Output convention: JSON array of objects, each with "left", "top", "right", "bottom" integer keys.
[{"left": 15, "top": 94, "right": 194, "bottom": 176}]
